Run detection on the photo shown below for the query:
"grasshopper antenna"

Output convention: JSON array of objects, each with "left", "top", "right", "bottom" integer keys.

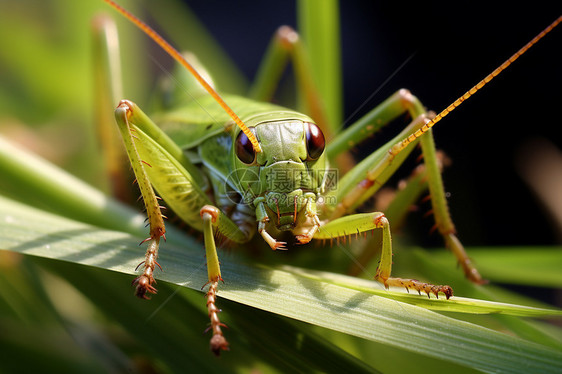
[
  {"left": 391, "top": 15, "right": 562, "bottom": 156},
  {"left": 102, "top": 0, "right": 262, "bottom": 153}
]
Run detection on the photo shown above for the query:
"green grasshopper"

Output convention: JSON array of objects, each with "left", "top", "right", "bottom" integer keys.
[{"left": 102, "top": 0, "right": 561, "bottom": 355}]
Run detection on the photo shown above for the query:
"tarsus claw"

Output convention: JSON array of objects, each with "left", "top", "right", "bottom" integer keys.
[
  {"left": 133, "top": 275, "right": 157, "bottom": 299},
  {"left": 210, "top": 334, "right": 230, "bottom": 356}
]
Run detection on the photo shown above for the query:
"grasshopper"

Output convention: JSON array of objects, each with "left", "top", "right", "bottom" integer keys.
[{"left": 102, "top": 0, "right": 561, "bottom": 355}]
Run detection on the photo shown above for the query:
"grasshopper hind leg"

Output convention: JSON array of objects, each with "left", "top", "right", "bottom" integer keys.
[{"left": 418, "top": 129, "right": 486, "bottom": 284}]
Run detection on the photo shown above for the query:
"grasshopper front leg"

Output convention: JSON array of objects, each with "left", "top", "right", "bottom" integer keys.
[
  {"left": 114, "top": 100, "right": 251, "bottom": 354},
  {"left": 316, "top": 213, "right": 453, "bottom": 298},
  {"left": 114, "top": 101, "right": 166, "bottom": 298}
]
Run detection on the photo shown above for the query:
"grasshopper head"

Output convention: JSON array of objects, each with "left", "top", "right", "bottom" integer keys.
[{"left": 232, "top": 119, "right": 328, "bottom": 235}]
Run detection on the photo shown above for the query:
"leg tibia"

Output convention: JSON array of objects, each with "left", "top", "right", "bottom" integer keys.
[
  {"left": 328, "top": 113, "right": 433, "bottom": 220},
  {"left": 200, "top": 206, "right": 222, "bottom": 282},
  {"left": 327, "top": 89, "right": 424, "bottom": 158},
  {"left": 445, "top": 233, "right": 487, "bottom": 284},
  {"left": 371, "top": 188, "right": 454, "bottom": 300},
  {"left": 419, "top": 129, "right": 485, "bottom": 284}
]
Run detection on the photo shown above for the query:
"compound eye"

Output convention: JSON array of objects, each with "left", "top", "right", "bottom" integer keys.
[
  {"left": 304, "top": 123, "right": 325, "bottom": 160},
  {"left": 235, "top": 128, "right": 257, "bottom": 164}
]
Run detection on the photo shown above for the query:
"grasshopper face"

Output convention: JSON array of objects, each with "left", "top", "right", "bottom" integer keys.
[{"left": 233, "top": 120, "right": 326, "bottom": 241}]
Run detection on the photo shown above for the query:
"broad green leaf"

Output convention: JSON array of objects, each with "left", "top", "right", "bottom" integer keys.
[
  {"left": 283, "top": 266, "right": 562, "bottom": 317},
  {"left": 1, "top": 195, "right": 562, "bottom": 373}
]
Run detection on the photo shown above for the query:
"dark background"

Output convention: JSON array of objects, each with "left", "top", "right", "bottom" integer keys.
[{"left": 178, "top": 1, "right": 562, "bottom": 248}]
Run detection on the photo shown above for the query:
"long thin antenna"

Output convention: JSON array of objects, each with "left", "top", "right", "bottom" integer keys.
[
  {"left": 103, "top": 0, "right": 262, "bottom": 153},
  {"left": 391, "top": 15, "right": 562, "bottom": 155}
]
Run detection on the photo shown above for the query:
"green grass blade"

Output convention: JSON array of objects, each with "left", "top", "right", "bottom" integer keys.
[
  {"left": 1, "top": 195, "right": 562, "bottom": 373},
  {"left": 282, "top": 266, "right": 562, "bottom": 317},
  {"left": 298, "top": 0, "right": 342, "bottom": 132},
  {"left": 30, "top": 259, "right": 375, "bottom": 373},
  {"left": 0, "top": 135, "right": 145, "bottom": 236}
]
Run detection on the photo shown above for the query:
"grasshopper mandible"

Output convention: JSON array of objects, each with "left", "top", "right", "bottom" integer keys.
[{"left": 102, "top": 0, "right": 561, "bottom": 355}]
